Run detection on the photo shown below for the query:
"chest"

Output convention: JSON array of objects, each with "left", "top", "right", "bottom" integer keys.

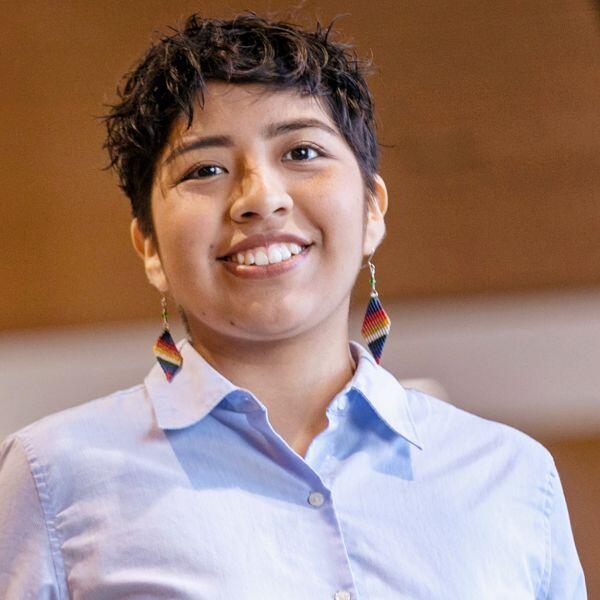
[{"left": 55, "top": 449, "right": 545, "bottom": 599}]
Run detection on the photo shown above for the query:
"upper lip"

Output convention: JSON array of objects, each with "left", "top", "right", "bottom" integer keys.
[{"left": 218, "top": 232, "right": 313, "bottom": 259}]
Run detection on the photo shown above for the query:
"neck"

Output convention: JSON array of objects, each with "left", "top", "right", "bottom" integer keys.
[{"left": 186, "top": 301, "right": 356, "bottom": 456}]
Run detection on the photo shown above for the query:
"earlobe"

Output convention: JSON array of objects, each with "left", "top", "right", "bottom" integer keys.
[
  {"left": 130, "top": 218, "right": 169, "bottom": 294},
  {"left": 363, "top": 174, "right": 388, "bottom": 256}
]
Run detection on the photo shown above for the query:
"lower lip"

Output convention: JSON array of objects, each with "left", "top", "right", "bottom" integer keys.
[{"left": 219, "top": 246, "right": 312, "bottom": 279}]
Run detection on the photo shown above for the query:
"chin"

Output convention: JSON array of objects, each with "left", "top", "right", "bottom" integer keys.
[{"left": 231, "top": 318, "right": 309, "bottom": 340}]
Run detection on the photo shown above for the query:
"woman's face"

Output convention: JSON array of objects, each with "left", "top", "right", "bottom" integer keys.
[{"left": 132, "top": 81, "right": 387, "bottom": 345}]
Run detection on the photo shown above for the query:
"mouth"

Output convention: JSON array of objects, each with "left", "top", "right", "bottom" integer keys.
[{"left": 217, "top": 243, "right": 313, "bottom": 279}]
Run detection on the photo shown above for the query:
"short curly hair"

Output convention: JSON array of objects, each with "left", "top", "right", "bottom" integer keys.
[{"left": 101, "top": 11, "right": 380, "bottom": 240}]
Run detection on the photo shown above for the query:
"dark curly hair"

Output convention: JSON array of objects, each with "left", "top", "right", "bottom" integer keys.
[{"left": 101, "top": 11, "right": 380, "bottom": 241}]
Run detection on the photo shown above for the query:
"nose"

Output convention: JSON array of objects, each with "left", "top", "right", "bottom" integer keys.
[{"left": 229, "top": 163, "right": 293, "bottom": 223}]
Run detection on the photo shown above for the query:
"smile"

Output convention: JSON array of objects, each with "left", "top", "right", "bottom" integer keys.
[
  {"left": 224, "top": 242, "right": 306, "bottom": 266},
  {"left": 219, "top": 244, "right": 312, "bottom": 279}
]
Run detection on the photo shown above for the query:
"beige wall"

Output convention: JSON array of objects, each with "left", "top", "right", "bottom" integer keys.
[{"left": 3, "top": 1, "right": 599, "bottom": 593}]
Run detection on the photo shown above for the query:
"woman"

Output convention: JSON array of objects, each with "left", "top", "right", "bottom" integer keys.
[{"left": 0, "top": 12, "right": 586, "bottom": 599}]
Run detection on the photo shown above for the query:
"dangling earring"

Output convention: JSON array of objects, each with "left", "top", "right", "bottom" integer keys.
[
  {"left": 361, "top": 255, "right": 391, "bottom": 364},
  {"left": 153, "top": 295, "right": 183, "bottom": 382}
]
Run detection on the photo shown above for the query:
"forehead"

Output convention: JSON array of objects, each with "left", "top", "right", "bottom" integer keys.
[{"left": 167, "top": 81, "right": 337, "bottom": 140}]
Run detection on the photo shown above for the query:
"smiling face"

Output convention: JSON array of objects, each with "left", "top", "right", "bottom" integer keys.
[{"left": 131, "top": 81, "right": 388, "bottom": 347}]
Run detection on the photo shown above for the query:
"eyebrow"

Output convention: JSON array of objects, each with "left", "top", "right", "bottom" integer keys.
[{"left": 162, "top": 118, "right": 339, "bottom": 166}]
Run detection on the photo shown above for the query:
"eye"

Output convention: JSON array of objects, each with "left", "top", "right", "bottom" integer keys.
[
  {"left": 181, "top": 164, "right": 226, "bottom": 182},
  {"left": 282, "top": 145, "right": 322, "bottom": 162}
]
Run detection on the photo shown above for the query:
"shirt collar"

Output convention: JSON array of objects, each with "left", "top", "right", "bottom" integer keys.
[
  {"left": 346, "top": 341, "right": 424, "bottom": 451},
  {"left": 145, "top": 338, "right": 423, "bottom": 451}
]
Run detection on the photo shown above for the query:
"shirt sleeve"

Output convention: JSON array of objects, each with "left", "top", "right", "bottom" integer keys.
[
  {"left": 541, "top": 456, "right": 588, "bottom": 599},
  {"left": 0, "top": 433, "right": 63, "bottom": 599}
]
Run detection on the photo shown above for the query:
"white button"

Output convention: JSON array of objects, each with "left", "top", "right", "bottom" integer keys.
[
  {"left": 307, "top": 491, "right": 325, "bottom": 507},
  {"left": 334, "top": 591, "right": 352, "bottom": 600}
]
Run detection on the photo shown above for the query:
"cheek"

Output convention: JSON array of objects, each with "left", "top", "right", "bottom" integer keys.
[
  {"left": 304, "top": 168, "right": 362, "bottom": 210},
  {"left": 307, "top": 186, "right": 364, "bottom": 251},
  {"left": 157, "top": 208, "right": 218, "bottom": 270}
]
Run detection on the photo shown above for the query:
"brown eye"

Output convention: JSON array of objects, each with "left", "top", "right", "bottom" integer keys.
[
  {"left": 182, "top": 164, "right": 226, "bottom": 181},
  {"left": 283, "top": 145, "right": 321, "bottom": 162}
]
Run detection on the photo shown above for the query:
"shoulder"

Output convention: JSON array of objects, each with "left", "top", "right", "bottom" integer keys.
[
  {"left": 1, "top": 382, "right": 152, "bottom": 478},
  {"left": 401, "top": 387, "right": 587, "bottom": 597},
  {"left": 404, "top": 385, "right": 554, "bottom": 477}
]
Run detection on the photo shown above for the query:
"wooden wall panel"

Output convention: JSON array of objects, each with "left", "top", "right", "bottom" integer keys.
[
  {"left": 542, "top": 436, "right": 600, "bottom": 598},
  {"left": 3, "top": 1, "right": 600, "bottom": 330}
]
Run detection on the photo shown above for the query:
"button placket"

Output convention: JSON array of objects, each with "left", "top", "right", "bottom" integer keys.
[{"left": 334, "top": 590, "right": 352, "bottom": 600}]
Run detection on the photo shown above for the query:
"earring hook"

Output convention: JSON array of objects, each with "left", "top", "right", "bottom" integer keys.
[
  {"left": 361, "top": 250, "right": 376, "bottom": 270},
  {"left": 161, "top": 295, "right": 169, "bottom": 331}
]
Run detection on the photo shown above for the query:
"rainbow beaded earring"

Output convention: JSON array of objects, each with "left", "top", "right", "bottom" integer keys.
[
  {"left": 153, "top": 295, "right": 183, "bottom": 382},
  {"left": 361, "top": 255, "right": 391, "bottom": 364}
]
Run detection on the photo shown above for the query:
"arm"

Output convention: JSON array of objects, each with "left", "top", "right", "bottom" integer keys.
[
  {"left": 0, "top": 433, "right": 64, "bottom": 599},
  {"left": 538, "top": 457, "right": 587, "bottom": 599}
]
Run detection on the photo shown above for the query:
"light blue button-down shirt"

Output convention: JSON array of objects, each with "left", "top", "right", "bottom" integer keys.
[{"left": 0, "top": 338, "right": 586, "bottom": 599}]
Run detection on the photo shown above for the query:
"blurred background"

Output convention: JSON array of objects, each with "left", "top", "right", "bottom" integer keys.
[{"left": 2, "top": 0, "right": 599, "bottom": 592}]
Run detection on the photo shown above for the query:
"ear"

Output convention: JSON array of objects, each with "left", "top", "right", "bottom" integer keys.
[
  {"left": 362, "top": 173, "right": 388, "bottom": 257},
  {"left": 130, "top": 218, "right": 169, "bottom": 293}
]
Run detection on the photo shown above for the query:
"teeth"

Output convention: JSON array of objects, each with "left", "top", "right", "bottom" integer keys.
[
  {"left": 227, "top": 242, "right": 306, "bottom": 265},
  {"left": 254, "top": 248, "right": 269, "bottom": 266},
  {"left": 268, "top": 246, "right": 282, "bottom": 263}
]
